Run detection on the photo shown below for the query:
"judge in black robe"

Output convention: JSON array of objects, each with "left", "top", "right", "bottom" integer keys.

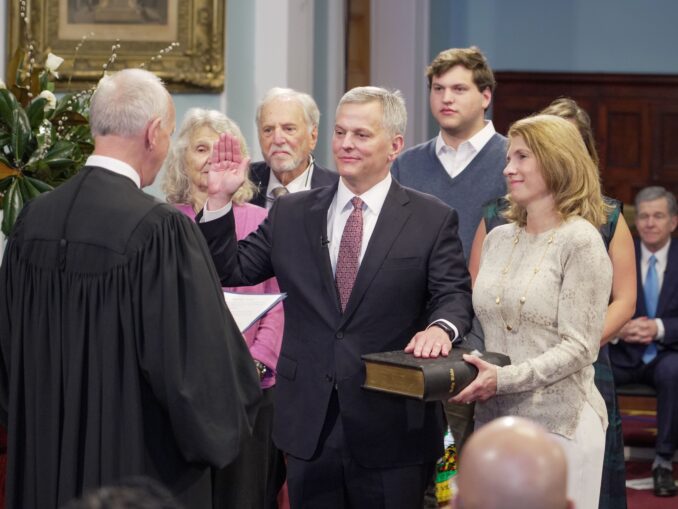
[
  {"left": 0, "top": 165, "right": 261, "bottom": 509},
  {"left": 0, "top": 68, "right": 261, "bottom": 509}
]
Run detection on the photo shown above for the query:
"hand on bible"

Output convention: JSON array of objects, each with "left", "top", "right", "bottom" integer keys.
[
  {"left": 449, "top": 354, "right": 497, "bottom": 404},
  {"left": 404, "top": 326, "right": 451, "bottom": 358},
  {"left": 206, "top": 132, "right": 251, "bottom": 210}
]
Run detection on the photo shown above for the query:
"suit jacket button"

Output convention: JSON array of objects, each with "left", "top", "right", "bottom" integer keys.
[{"left": 336, "top": 331, "right": 344, "bottom": 339}]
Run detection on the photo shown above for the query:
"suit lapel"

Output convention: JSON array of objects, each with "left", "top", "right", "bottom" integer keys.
[
  {"left": 657, "top": 239, "right": 678, "bottom": 316},
  {"left": 304, "top": 184, "right": 341, "bottom": 312},
  {"left": 340, "top": 181, "right": 411, "bottom": 325}
]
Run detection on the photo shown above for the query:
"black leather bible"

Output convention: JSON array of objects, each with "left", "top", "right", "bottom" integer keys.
[{"left": 362, "top": 348, "right": 511, "bottom": 401}]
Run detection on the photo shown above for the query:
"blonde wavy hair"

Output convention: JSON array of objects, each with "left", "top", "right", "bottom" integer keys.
[
  {"left": 504, "top": 114, "right": 608, "bottom": 228},
  {"left": 163, "top": 108, "right": 256, "bottom": 209}
]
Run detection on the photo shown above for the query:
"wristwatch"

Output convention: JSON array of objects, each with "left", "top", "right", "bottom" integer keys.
[
  {"left": 431, "top": 321, "right": 454, "bottom": 341},
  {"left": 254, "top": 360, "right": 269, "bottom": 380}
]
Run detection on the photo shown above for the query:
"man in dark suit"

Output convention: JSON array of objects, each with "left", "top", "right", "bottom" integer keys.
[
  {"left": 199, "top": 86, "right": 473, "bottom": 508},
  {"left": 611, "top": 186, "right": 678, "bottom": 498},
  {"left": 250, "top": 87, "right": 338, "bottom": 208}
]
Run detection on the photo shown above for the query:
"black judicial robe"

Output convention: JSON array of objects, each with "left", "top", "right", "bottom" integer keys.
[{"left": 0, "top": 166, "right": 262, "bottom": 509}]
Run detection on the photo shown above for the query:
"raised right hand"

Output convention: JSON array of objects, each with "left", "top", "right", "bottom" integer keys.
[{"left": 206, "top": 132, "right": 251, "bottom": 210}]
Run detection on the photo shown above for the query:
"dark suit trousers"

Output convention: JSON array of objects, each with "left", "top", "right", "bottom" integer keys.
[
  {"left": 286, "top": 390, "right": 435, "bottom": 509},
  {"left": 612, "top": 350, "right": 678, "bottom": 458}
]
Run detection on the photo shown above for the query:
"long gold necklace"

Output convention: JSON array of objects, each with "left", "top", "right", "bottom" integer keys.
[{"left": 495, "top": 227, "right": 555, "bottom": 332}]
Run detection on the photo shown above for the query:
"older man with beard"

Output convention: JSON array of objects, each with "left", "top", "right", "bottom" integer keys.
[{"left": 250, "top": 87, "right": 338, "bottom": 208}]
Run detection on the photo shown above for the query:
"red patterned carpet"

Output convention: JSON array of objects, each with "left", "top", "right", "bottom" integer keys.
[
  {"left": 621, "top": 400, "right": 677, "bottom": 508},
  {"left": 625, "top": 461, "right": 678, "bottom": 509}
]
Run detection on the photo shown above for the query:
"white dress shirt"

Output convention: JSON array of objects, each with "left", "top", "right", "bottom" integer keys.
[
  {"left": 641, "top": 240, "right": 671, "bottom": 339},
  {"left": 435, "top": 120, "right": 496, "bottom": 179},
  {"left": 85, "top": 155, "right": 141, "bottom": 188},
  {"left": 264, "top": 160, "right": 315, "bottom": 210},
  {"left": 327, "top": 175, "right": 391, "bottom": 273}
]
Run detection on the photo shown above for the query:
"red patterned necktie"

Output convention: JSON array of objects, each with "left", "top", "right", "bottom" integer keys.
[{"left": 335, "top": 197, "right": 363, "bottom": 312}]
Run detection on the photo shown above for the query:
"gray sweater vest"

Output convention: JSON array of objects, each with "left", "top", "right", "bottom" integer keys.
[{"left": 391, "top": 134, "right": 508, "bottom": 260}]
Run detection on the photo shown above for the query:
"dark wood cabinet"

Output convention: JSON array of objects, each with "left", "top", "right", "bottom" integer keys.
[{"left": 493, "top": 72, "right": 678, "bottom": 204}]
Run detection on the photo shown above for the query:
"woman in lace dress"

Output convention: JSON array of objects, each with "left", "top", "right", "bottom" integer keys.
[
  {"left": 452, "top": 114, "right": 613, "bottom": 509},
  {"left": 468, "top": 98, "right": 634, "bottom": 509}
]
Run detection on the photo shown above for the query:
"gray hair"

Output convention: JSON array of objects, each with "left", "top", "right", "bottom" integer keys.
[
  {"left": 255, "top": 87, "right": 320, "bottom": 134},
  {"left": 90, "top": 68, "right": 171, "bottom": 137},
  {"left": 337, "top": 86, "right": 407, "bottom": 137},
  {"left": 162, "top": 108, "right": 255, "bottom": 207},
  {"left": 635, "top": 186, "right": 678, "bottom": 216}
]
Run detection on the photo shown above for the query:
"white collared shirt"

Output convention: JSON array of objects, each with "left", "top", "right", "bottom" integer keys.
[
  {"left": 264, "top": 161, "right": 315, "bottom": 210},
  {"left": 327, "top": 174, "right": 391, "bottom": 273},
  {"left": 86, "top": 155, "right": 141, "bottom": 188},
  {"left": 641, "top": 240, "right": 671, "bottom": 339},
  {"left": 435, "top": 120, "right": 496, "bottom": 179}
]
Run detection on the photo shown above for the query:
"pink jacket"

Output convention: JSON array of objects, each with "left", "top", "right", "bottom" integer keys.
[{"left": 174, "top": 202, "right": 284, "bottom": 388}]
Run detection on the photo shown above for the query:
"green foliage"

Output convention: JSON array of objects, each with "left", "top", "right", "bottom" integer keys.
[{"left": 0, "top": 49, "right": 93, "bottom": 236}]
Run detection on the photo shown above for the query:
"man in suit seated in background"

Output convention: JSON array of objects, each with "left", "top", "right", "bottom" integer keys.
[
  {"left": 198, "top": 86, "right": 473, "bottom": 508},
  {"left": 610, "top": 186, "right": 678, "bottom": 497},
  {"left": 453, "top": 416, "right": 573, "bottom": 509},
  {"left": 250, "top": 87, "right": 338, "bottom": 208}
]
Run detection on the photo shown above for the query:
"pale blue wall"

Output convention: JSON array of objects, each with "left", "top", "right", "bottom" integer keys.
[
  {"left": 427, "top": 0, "right": 678, "bottom": 138},
  {"left": 430, "top": 0, "right": 678, "bottom": 73}
]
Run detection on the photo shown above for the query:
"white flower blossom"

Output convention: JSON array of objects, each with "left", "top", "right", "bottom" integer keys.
[
  {"left": 0, "top": 79, "right": 5, "bottom": 89},
  {"left": 38, "top": 90, "right": 57, "bottom": 110},
  {"left": 45, "top": 52, "right": 64, "bottom": 78}
]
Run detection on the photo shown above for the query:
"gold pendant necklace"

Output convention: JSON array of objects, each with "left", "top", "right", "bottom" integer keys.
[{"left": 495, "top": 227, "right": 555, "bottom": 332}]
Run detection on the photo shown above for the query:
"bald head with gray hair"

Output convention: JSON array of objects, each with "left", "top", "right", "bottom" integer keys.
[
  {"left": 337, "top": 86, "right": 407, "bottom": 138},
  {"left": 89, "top": 68, "right": 172, "bottom": 138},
  {"left": 256, "top": 87, "right": 320, "bottom": 134},
  {"left": 454, "top": 416, "right": 572, "bottom": 509}
]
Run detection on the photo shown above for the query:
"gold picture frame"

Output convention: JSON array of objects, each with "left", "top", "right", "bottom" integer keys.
[{"left": 9, "top": 0, "right": 226, "bottom": 92}]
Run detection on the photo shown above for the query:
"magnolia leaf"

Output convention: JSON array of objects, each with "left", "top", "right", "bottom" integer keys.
[
  {"left": 44, "top": 158, "right": 76, "bottom": 171},
  {"left": 18, "top": 175, "right": 42, "bottom": 200},
  {"left": 25, "top": 176, "right": 53, "bottom": 193},
  {"left": 26, "top": 97, "right": 48, "bottom": 130},
  {"left": 0, "top": 89, "right": 19, "bottom": 128},
  {"left": 11, "top": 107, "right": 32, "bottom": 162},
  {"left": 52, "top": 93, "right": 76, "bottom": 117},
  {"left": 44, "top": 140, "right": 76, "bottom": 161},
  {"left": 0, "top": 151, "right": 12, "bottom": 168},
  {"left": 0, "top": 162, "right": 20, "bottom": 179},
  {"left": 1, "top": 178, "right": 24, "bottom": 236},
  {"left": 54, "top": 110, "right": 89, "bottom": 127},
  {"left": 0, "top": 176, "right": 14, "bottom": 194}
]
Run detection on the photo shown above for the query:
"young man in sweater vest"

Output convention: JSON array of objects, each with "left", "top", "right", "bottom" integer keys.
[
  {"left": 391, "top": 48, "right": 507, "bottom": 482},
  {"left": 391, "top": 46, "right": 507, "bottom": 261}
]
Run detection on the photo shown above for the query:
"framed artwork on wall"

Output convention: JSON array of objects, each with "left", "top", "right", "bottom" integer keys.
[{"left": 9, "top": 0, "right": 226, "bottom": 92}]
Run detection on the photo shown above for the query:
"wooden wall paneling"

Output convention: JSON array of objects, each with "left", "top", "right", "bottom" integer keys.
[
  {"left": 597, "top": 99, "right": 651, "bottom": 203},
  {"left": 493, "top": 72, "right": 678, "bottom": 203},
  {"left": 346, "top": 0, "right": 370, "bottom": 90},
  {"left": 651, "top": 105, "right": 678, "bottom": 186}
]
